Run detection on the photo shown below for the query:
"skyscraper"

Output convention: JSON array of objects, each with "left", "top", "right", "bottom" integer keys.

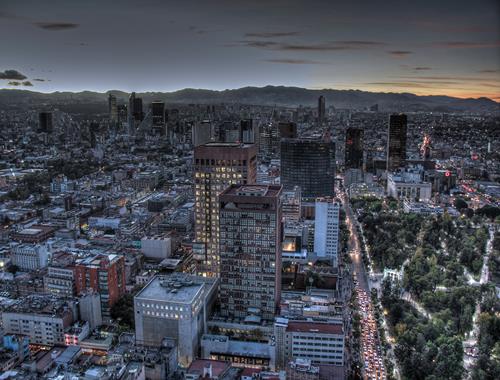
[
  {"left": 128, "top": 92, "right": 144, "bottom": 132},
  {"left": 345, "top": 127, "right": 364, "bottom": 169},
  {"left": 313, "top": 197, "right": 340, "bottom": 267},
  {"left": 108, "top": 94, "right": 118, "bottom": 122},
  {"left": 151, "top": 100, "right": 165, "bottom": 126},
  {"left": 193, "top": 142, "right": 257, "bottom": 277},
  {"left": 240, "top": 119, "right": 257, "bottom": 143},
  {"left": 318, "top": 96, "right": 326, "bottom": 125},
  {"left": 387, "top": 114, "right": 407, "bottom": 171},
  {"left": 280, "top": 138, "right": 335, "bottom": 200},
  {"left": 278, "top": 121, "right": 297, "bottom": 139},
  {"left": 38, "top": 111, "right": 53, "bottom": 133},
  {"left": 219, "top": 184, "right": 282, "bottom": 321}
]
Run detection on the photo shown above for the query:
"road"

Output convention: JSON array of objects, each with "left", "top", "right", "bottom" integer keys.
[{"left": 341, "top": 191, "right": 390, "bottom": 380}]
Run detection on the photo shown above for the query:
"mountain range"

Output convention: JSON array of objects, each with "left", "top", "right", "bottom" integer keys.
[{"left": 0, "top": 86, "right": 498, "bottom": 113}]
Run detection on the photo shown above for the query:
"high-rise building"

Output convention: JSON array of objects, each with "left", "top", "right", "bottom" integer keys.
[
  {"left": 345, "top": 127, "right": 364, "bottom": 169},
  {"left": 151, "top": 100, "right": 165, "bottom": 126},
  {"left": 193, "top": 142, "right": 257, "bottom": 277},
  {"left": 240, "top": 119, "right": 257, "bottom": 143},
  {"left": 193, "top": 120, "right": 213, "bottom": 147},
  {"left": 39, "top": 111, "right": 53, "bottom": 133},
  {"left": 280, "top": 138, "right": 335, "bottom": 200},
  {"left": 218, "top": 184, "right": 282, "bottom": 321},
  {"left": 108, "top": 94, "right": 118, "bottom": 122},
  {"left": 258, "top": 123, "right": 280, "bottom": 160},
  {"left": 387, "top": 114, "right": 407, "bottom": 171},
  {"left": 318, "top": 96, "right": 326, "bottom": 125},
  {"left": 313, "top": 197, "right": 340, "bottom": 267},
  {"left": 278, "top": 122, "right": 297, "bottom": 139},
  {"left": 134, "top": 274, "right": 218, "bottom": 367},
  {"left": 128, "top": 92, "right": 144, "bottom": 131},
  {"left": 74, "top": 254, "right": 126, "bottom": 322}
]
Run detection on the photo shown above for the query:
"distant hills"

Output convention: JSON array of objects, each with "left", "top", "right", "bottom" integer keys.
[{"left": 0, "top": 86, "right": 498, "bottom": 113}]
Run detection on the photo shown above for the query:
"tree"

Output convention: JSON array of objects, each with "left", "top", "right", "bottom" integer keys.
[{"left": 453, "top": 198, "right": 468, "bottom": 210}]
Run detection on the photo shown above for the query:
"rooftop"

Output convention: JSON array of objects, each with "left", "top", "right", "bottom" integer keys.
[
  {"left": 286, "top": 321, "right": 343, "bottom": 335},
  {"left": 135, "top": 273, "right": 216, "bottom": 304}
]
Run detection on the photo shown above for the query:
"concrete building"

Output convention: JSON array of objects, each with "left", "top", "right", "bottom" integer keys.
[
  {"left": 134, "top": 273, "right": 218, "bottom": 367},
  {"left": 281, "top": 186, "right": 301, "bottom": 224},
  {"left": 274, "top": 318, "right": 344, "bottom": 369},
  {"left": 219, "top": 184, "right": 282, "bottom": 321},
  {"left": 313, "top": 198, "right": 340, "bottom": 267},
  {"left": 387, "top": 171, "right": 432, "bottom": 202},
  {"left": 193, "top": 142, "right": 257, "bottom": 277},
  {"left": 79, "top": 292, "right": 103, "bottom": 329},
  {"left": 11, "top": 244, "right": 49, "bottom": 271},
  {"left": 141, "top": 236, "right": 172, "bottom": 260},
  {"left": 44, "top": 265, "right": 76, "bottom": 297},
  {"left": 2, "top": 296, "right": 73, "bottom": 346}
]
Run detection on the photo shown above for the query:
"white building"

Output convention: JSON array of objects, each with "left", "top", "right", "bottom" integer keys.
[
  {"left": 274, "top": 318, "right": 344, "bottom": 369},
  {"left": 387, "top": 171, "right": 432, "bottom": 202},
  {"left": 141, "top": 237, "right": 172, "bottom": 260},
  {"left": 313, "top": 197, "right": 340, "bottom": 267},
  {"left": 134, "top": 274, "right": 218, "bottom": 367},
  {"left": 79, "top": 292, "right": 103, "bottom": 329},
  {"left": 11, "top": 244, "right": 49, "bottom": 271}
]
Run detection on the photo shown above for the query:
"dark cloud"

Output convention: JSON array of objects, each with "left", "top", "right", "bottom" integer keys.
[
  {"left": 34, "top": 22, "right": 79, "bottom": 30},
  {"left": 414, "top": 67, "right": 432, "bottom": 71},
  {"left": 245, "top": 31, "right": 300, "bottom": 38},
  {"left": 0, "top": 69, "right": 27, "bottom": 80},
  {"left": 7, "top": 81, "right": 21, "bottom": 86},
  {"left": 365, "top": 82, "right": 433, "bottom": 88},
  {"left": 433, "top": 41, "right": 500, "bottom": 49},
  {"left": 387, "top": 50, "right": 413, "bottom": 57},
  {"left": 234, "top": 40, "right": 385, "bottom": 51},
  {"left": 263, "top": 58, "right": 325, "bottom": 64},
  {"left": 398, "top": 75, "right": 497, "bottom": 82},
  {"left": 22, "top": 81, "right": 33, "bottom": 86},
  {"left": 478, "top": 69, "right": 499, "bottom": 74},
  {"left": 33, "top": 78, "right": 46, "bottom": 82}
]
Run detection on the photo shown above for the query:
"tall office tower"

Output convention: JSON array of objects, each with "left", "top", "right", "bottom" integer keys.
[
  {"left": 387, "top": 114, "right": 408, "bottom": 171},
  {"left": 280, "top": 138, "right": 335, "bottom": 200},
  {"left": 258, "top": 123, "right": 280, "bottom": 159},
  {"left": 128, "top": 92, "right": 136, "bottom": 131},
  {"left": 218, "top": 121, "right": 240, "bottom": 143},
  {"left": 108, "top": 94, "right": 118, "bottom": 122},
  {"left": 193, "top": 142, "right": 257, "bottom": 277},
  {"left": 313, "top": 197, "right": 340, "bottom": 267},
  {"left": 128, "top": 92, "right": 144, "bottom": 131},
  {"left": 278, "top": 122, "right": 297, "bottom": 139},
  {"left": 345, "top": 127, "right": 364, "bottom": 169},
  {"left": 151, "top": 100, "right": 165, "bottom": 126},
  {"left": 74, "top": 254, "right": 126, "bottom": 322},
  {"left": 241, "top": 119, "right": 257, "bottom": 143},
  {"left": 318, "top": 95, "right": 326, "bottom": 125},
  {"left": 117, "top": 104, "right": 128, "bottom": 124},
  {"left": 219, "top": 184, "right": 282, "bottom": 321},
  {"left": 193, "top": 120, "right": 213, "bottom": 147},
  {"left": 38, "top": 111, "right": 53, "bottom": 133}
]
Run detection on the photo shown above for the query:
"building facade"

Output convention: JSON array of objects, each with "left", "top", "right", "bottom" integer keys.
[
  {"left": 218, "top": 184, "right": 282, "bottom": 321},
  {"left": 313, "top": 197, "right": 340, "bottom": 267},
  {"left": 387, "top": 114, "right": 407, "bottom": 171},
  {"left": 193, "top": 142, "right": 257, "bottom": 277},
  {"left": 280, "top": 138, "right": 335, "bottom": 200},
  {"left": 345, "top": 127, "right": 364, "bottom": 169}
]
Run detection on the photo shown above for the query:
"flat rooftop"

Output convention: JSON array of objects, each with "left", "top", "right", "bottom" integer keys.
[
  {"left": 135, "top": 273, "right": 216, "bottom": 304},
  {"left": 220, "top": 184, "right": 282, "bottom": 198},
  {"left": 286, "top": 321, "right": 343, "bottom": 335}
]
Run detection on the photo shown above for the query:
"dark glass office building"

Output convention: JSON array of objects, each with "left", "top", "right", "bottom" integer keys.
[
  {"left": 387, "top": 114, "right": 407, "bottom": 171},
  {"left": 39, "top": 111, "right": 53, "bottom": 133},
  {"left": 345, "top": 127, "right": 364, "bottom": 169},
  {"left": 280, "top": 138, "right": 335, "bottom": 199}
]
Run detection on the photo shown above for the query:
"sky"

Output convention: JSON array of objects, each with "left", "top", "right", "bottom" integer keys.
[{"left": 1, "top": 0, "right": 499, "bottom": 99}]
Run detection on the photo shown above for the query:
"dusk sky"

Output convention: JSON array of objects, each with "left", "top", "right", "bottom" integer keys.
[{"left": 1, "top": 0, "right": 499, "bottom": 99}]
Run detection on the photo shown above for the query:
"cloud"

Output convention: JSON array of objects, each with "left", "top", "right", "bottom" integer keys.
[
  {"left": 7, "top": 81, "right": 21, "bottom": 86},
  {"left": 387, "top": 50, "right": 413, "bottom": 58},
  {"left": 0, "top": 69, "right": 27, "bottom": 80},
  {"left": 414, "top": 67, "right": 432, "bottom": 71},
  {"left": 397, "top": 75, "right": 498, "bottom": 82},
  {"left": 263, "top": 58, "right": 325, "bottom": 64},
  {"left": 34, "top": 22, "right": 79, "bottom": 30},
  {"left": 22, "top": 81, "right": 33, "bottom": 86},
  {"left": 364, "top": 82, "right": 433, "bottom": 89},
  {"left": 233, "top": 40, "right": 385, "bottom": 52},
  {"left": 33, "top": 78, "right": 46, "bottom": 82},
  {"left": 433, "top": 41, "right": 500, "bottom": 49},
  {"left": 478, "top": 69, "right": 499, "bottom": 74},
  {"left": 245, "top": 32, "right": 300, "bottom": 38}
]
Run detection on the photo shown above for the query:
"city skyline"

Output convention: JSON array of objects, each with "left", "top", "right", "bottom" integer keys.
[{"left": 1, "top": 0, "right": 499, "bottom": 100}]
